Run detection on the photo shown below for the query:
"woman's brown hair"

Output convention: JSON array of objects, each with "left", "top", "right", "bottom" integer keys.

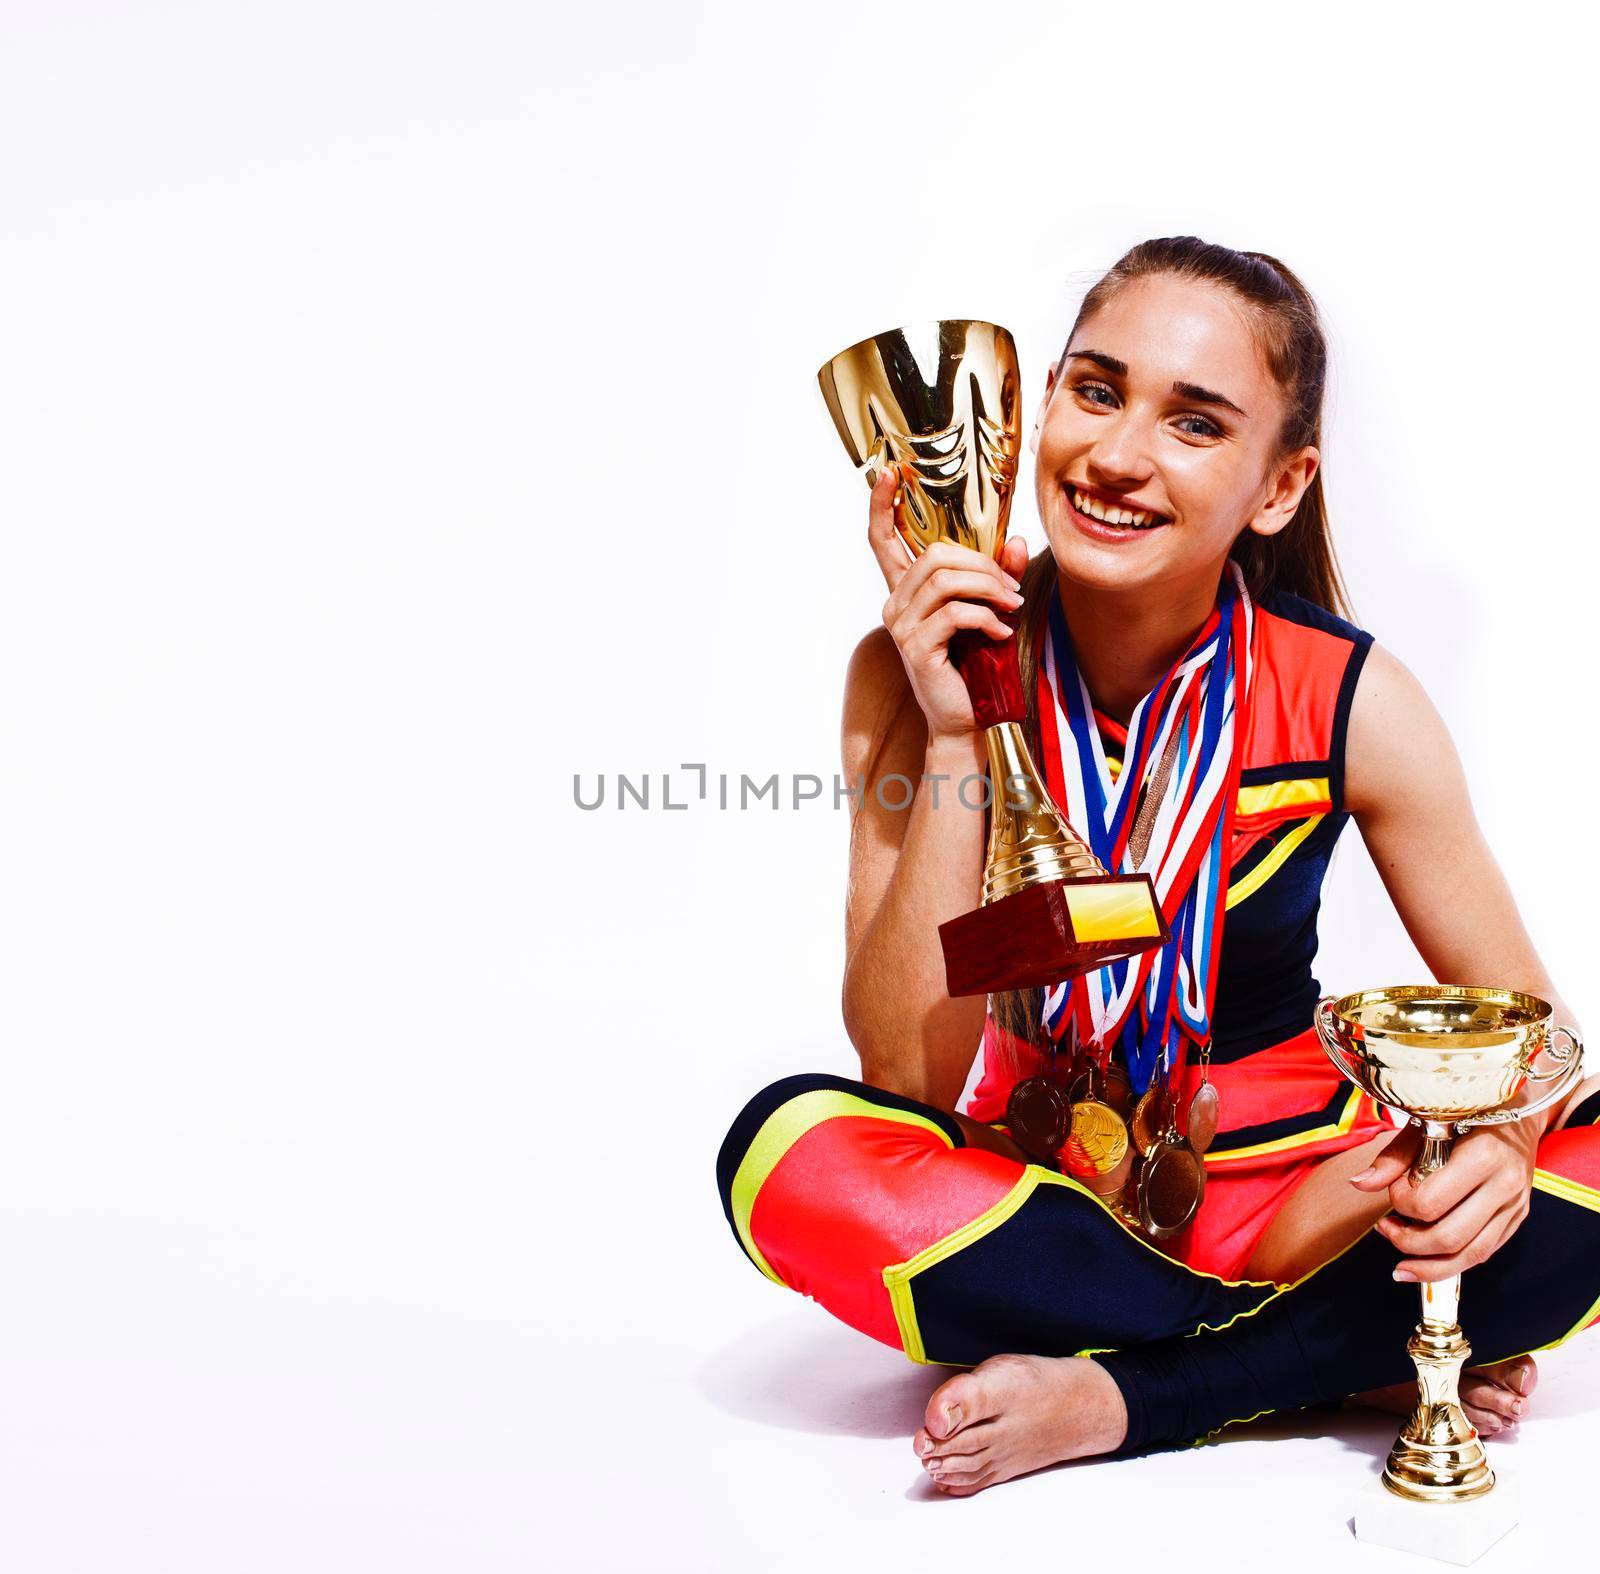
[{"left": 990, "top": 235, "right": 1349, "bottom": 1060}]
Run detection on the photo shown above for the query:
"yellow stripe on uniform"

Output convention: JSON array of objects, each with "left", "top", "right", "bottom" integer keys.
[
  {"left": 1225, "top": 814, "right": 1324, "bottom": 909},
  {"left": 1235, "top": 777, "right": 1330, "bottom": 819},
  {"left": 729, "top": 1089, "right": 954, "bottom": 1286},
  {"left": 1474, "top": 1167, "right": 1600, "bottom": 1363},
  {"left": 1203, "top": 1084, "right": 1372, "bottom": 1164},
  {"left": 883, "top": 1168, "right": 1275, "bottom": 1366}
]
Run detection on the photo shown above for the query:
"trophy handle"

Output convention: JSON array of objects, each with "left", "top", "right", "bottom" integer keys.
[
  {"left": 1456, "top": 1026, "right": 1585, "bottom": 1131},
  {"left": 1532, "top": 1023, "right": 1584, "bottom": 1081},
  {"left": 1313, "top": 994, "right": 1370, "bottom": 1090}
]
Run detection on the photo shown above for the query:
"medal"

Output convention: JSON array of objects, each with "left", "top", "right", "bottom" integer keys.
[
  {"left": 1062, "top": 1047, "right": 1134, "bottom": 1197},
  {"left": 1136, "top": 1139, "right": 1206, "bottom": 1238},
  {"left": 1006, "top": 1075, "right": 1071, "bottom": 1165},
  {"left": 1136, "top": 1066, "right": 1206, "bottom": 1238},
  {"left": 1131, "top": 1087, "right": 1167, "bottom": 1157},
  {"left": 1186, "top": 1039, "right": 1220, "bottom": 1155},
  {"left": 1060, "top": 1098, "right": 1134, "bottom": 1199}
]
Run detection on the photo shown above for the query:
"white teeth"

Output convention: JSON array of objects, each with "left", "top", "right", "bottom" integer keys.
[{"left": 1072, "top": 488, "right": 1163, "bottom": 529}]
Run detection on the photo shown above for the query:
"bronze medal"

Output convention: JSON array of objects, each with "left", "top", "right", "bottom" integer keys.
[
  {"left": 1137, "top": 1141, "right": 1205, "bottom": 1238},
  {"left": 1187, "top": 1081, "right": 1220, "bottom": 1156},
  {"left": 1131, "top": 1088, "right": 1167, "bottom": 1156},
  {"left": 1135, "top": 1078, "right": 1207, "bottom": 1238},
  {"left": 1006, "top": 1076, "right": 1071, "bottom": 1165}
]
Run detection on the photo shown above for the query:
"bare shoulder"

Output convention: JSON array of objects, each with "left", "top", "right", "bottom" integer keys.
[
  {"left": 842, "top": 626, "right": 924, "bottom": 785},
  {"left": 1344, "top": 641, "right": 1463, "bottom": 817}
]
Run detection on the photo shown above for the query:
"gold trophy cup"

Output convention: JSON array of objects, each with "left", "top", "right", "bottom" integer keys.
[
  {"left": 1315, "top": 986, "right": 1584, "bottom": 1554},
  {"left": 818, "top": 320, "right": 1169, "bottom": 998}
]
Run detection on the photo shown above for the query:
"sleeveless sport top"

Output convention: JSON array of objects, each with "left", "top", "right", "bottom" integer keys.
[{"left": 966, "top": 588, "right": 1374, "bottom": 1123}]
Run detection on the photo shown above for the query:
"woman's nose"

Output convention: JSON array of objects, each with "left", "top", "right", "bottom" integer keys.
[{"left": 1086, "top": 412, "right": 1155, "bottom": 490}]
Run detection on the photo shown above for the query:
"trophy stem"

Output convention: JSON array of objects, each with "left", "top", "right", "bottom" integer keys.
[
  {"left": 1382, "top": 1121, "right": 1496, "bottom": 1504},
  {"left": 980, "top": 723, "right": 1104, "bottom": 903}
]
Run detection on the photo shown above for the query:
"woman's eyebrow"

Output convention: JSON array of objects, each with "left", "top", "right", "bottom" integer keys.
[{"left": 1062, "top": 348, "right": 1249, "bottom": 420}]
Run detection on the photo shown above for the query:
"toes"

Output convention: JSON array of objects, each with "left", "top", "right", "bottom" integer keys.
[
  {"left": 929, "top": 1466, "right": 994, "bottom": 1494},
  {"left": 1478, "top": 1354, "right": 1538, "bottom": 1398},
  {"left": 926, "top": 1366, "right": 1002, "bottom": 1440},
  {"left": 1465, "top": 1406, "right": 1507, "bottom": 1438},
  {"left": 1501, "top": 1356, "right": 1539, "bottom": 1399},
  {"left": 1460, "top": 1376, "right": 1520, "bottom": 1423},
  {"left": 925, "top": 1373, "right": 979, "bottom": 1440},
  {"left": 925, "top": 1437, "right": 991, "bottom": 1472}
]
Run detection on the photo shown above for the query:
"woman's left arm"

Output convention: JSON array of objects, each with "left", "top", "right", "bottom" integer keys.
[{"left": 1342, "top": 642, "right": 1590, "bottom": 1281}]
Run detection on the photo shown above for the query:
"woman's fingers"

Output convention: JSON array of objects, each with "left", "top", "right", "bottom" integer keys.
[
  {"left": 1348, "top": 1123, "right": 1421, "bottom": 1192},
  {"left": 901, "top": 598, "right": 1016, "bottom": 660},
  {"left": 998, "top": 536, "right": 1031, "bottom": 584},
  {"left": 867, "top": 465, "right": 914, "bottom": 590},
  {"left": 1382, "top": 1196, "right": 1527, "bottom": 1281},
  {"left": 887, "top": 565, "right": 1023, "bottom": 639},
  {"left": 1377, "top": 1180, "right": 1502, "bottom": 1258},
  {"left": 1386, "top": 1137, "right": 1500, "bottom": 1223}
]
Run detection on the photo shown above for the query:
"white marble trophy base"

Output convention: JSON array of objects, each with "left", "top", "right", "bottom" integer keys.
[{"left": 1353, "top": 1466, "right": 1520, "bottom": 1566}]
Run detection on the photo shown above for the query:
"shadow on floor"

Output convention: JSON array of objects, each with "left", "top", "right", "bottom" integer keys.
[
  {"left": 697, "top": 1311, "right": 944, "bottom": 1438},
  {"left": 699, "top": 1306, "right": 1598, "bottom": 1458}
]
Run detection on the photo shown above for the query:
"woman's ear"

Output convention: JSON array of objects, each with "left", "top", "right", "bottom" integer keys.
[
  {"left": 1246, "top": 445, "right": 1319, "bottom": 538},
  {"left": 1029, "top": 366, "right": 1057, "bottom": 456}
]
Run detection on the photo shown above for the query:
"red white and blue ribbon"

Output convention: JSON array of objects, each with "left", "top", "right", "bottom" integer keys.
[{"left": 1038, "top": 561, "right": 1254, "bottom": 1093}]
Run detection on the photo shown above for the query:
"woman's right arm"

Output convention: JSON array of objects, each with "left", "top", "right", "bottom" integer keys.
[{"left": 840, "top": 467, "right": 1029, "bottom": 1111}]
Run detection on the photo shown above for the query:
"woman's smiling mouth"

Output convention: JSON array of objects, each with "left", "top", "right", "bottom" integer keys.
[{"left": 1064, "top": 482, "right": 1172, "bottom": 537}]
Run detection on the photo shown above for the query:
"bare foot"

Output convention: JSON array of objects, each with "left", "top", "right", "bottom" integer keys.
[
  {"left": 910, "top": 1353, "right": 1128, "bottom": 1496},
  {"left": 1351, "top": 1354, "right": 1537, "bottom": 1438}
]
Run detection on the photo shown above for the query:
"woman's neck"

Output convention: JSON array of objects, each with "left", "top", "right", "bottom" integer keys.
[{"left": 1056, "top": 565, "right": 1226, "bottom": 725}]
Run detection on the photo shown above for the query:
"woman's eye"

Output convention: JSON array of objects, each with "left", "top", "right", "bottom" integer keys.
[
  {"left": 1175, "top": 415, "right": 1223, "bottom": 440},
  {"left": 1073, "top": 381, "right": 1117, "bottom": 407}
]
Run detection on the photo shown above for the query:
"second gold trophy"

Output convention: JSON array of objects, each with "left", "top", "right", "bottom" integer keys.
[{"left": 818, "top": 320, "right": 1169, "bottom": 996}]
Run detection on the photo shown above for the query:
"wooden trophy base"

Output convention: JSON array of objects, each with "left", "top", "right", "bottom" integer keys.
[{"left": 938, "top": 874, "right": 1168, "bottom": 997}]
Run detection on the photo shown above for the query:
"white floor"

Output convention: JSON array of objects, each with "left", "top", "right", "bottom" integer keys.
[
  {"left": 581, "top": 1289, "right": 1598, "bottom": 1574},
  {"left": 542, "top": 1112, "right": 1600, "bottom": 1574}
]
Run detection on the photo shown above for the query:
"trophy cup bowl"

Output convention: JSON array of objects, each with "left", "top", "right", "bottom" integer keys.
[
  {"left": 1315, "top": 986, "right": 1584, "bottom": 1514},
  {"left": 817, "top": 321, "right": 1170, "bottom": 997}
]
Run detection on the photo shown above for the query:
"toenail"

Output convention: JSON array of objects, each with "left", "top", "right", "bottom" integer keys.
[
  {"left": 919, "top": 1438, "right": 933, "bottom": 1456},
  {"left": 947, "top": 1405, "right": 963, "bottom": 1427}
]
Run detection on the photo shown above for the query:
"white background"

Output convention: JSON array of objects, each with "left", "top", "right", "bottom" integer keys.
[{"left": 2, "top": 2, "right": 1596, "bottom": 1570}]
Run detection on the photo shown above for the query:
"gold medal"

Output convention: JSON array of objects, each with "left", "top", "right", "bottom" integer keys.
[
  {"left": 1062, "top": 1099, "right": 1135, "bottom": 1201},
  {"left": 1061, "top": 1099, "right": 1129, "bottom": 1178}
]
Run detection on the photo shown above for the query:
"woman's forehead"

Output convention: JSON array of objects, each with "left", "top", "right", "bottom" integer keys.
[{"left": 1072, "top": 275, "right": 1272, "bottom": 407}]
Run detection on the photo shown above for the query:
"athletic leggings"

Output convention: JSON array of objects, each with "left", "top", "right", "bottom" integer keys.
[{"left": 715, "top": 1073, "right": 1600, "bottom": 1452}]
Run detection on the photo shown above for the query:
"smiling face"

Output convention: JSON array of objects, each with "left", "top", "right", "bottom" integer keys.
[{"left": 1031, "top": 274, "right": 1319, "bottom": 601}]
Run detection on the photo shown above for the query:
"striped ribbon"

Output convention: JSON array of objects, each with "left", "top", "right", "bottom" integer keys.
[{"left": 1038, "top": 561, "right": 1254, "bottom": 1093}]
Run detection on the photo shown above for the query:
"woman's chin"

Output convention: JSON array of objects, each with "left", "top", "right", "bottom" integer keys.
[{"left": 1038, "top": 527, "right": 1176, "bottom": 595}]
